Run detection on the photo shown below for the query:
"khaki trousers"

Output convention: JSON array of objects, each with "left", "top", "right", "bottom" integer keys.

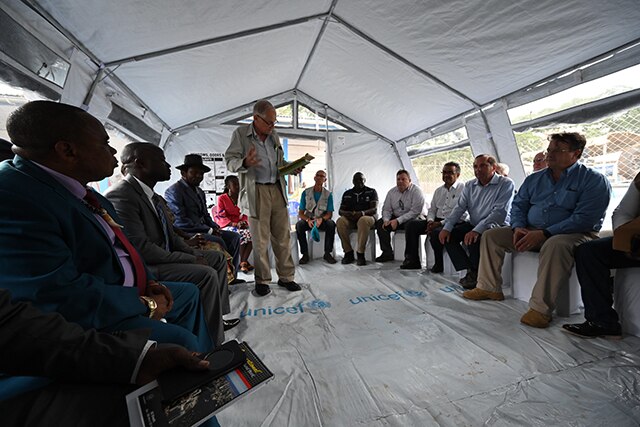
[
  {"left": 336, "top": 216, "right": 375, "bottom": 253},
  {"left": 248, "top": 185, "right": 295, "bottom": 285},
  {"left": 477, "top": 226, "right": 597, "bottom": 315}
]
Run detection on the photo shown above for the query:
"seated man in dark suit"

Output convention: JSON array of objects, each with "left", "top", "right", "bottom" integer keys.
[
  {"left": 0, "top": 101, "right": 212, "bottom": 354},
  {"left": 0, "top": 289, "right": 220, "bottom": 427},
  {"left": 165, "top": 154, "right": 243, "bottom": 283},
  {"left": 107, "top": 142, "right": 240, "bottom": 346},
  {"left": 0, "top": 137, "right": 12, "bottom": 161}
]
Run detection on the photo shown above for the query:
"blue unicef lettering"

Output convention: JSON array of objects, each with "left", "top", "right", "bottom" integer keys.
[
  {"left": 240, "top": 299, "right": 331, "bottom": 318},
  {"left": 306, "top": 299, "right": 331, "bottom": 309},
  {"left": 349, "top": 290, "right": 426, "bottom": 305}
]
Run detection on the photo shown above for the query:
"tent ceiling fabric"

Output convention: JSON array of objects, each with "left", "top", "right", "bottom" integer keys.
[
  {"left": 298, "top": 22, "right": 473, "bottom": 141},
  {"left": 334, "top": 0, "right": 640, "bottom": 106},
  {"left": 32, "top": 0, "right": 640, "bottom": 140},
  {"left": 35, "top": 0, "right": 332, "bottom": 62},
  {"left": 115, "top": 20, "right": 323, "bottom": 129}
]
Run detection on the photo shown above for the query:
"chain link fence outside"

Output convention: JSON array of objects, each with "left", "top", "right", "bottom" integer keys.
[
  {"left": 515, "top": 105, "right": 640, "bottom": 183},
  {"left": 411, "top": 146, "right": 475, "bottom": 198}
]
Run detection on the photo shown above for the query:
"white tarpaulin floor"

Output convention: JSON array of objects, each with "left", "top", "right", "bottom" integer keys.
[{"left": 218, "top": 261, "right": 640, "bottom": 426}]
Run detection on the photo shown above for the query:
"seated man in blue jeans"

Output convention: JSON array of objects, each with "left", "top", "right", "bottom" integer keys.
[
  {"left": 296, "top": 170, "right": 337, "bottom": 264},
  {"left": 563, "top": 172, "right": 640, "bottom": 338}
]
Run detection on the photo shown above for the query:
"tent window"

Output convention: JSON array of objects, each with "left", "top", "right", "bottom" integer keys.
[
  {"left": 0, "top": 77, "right": 52, "bottom": 140},
  {"left": 0, "top": 9, "right": 69, "bottom": 88},
  {"left": 226, "top": 102, "right": 352, "bottom": 132},
  {"left": 407, "top": 126, "right": 468, "bottom": 158},
  {"left": 514, "top": 105, "right": 640, "bottom": 180},
  {"left": 514, "top": 105, "right": 640, "bottom": 231},
  {"left": 297, "top": 103, "right": 351, "bottom": 132},
  {"left": 233, "top": 102, "right": 293, "bottom": 129},
  {"left": 280, "top": 136, "right": 328, "bottom": 230},
  {"left": 508, "top": 64, "right": 640, "bottom": 125},
  {"left": 411, "top": 146, "right": 475, "bottom": 198}
]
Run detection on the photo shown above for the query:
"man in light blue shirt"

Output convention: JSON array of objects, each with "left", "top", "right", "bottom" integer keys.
[
  {"left": 464, "top": 133, "right": 611, "bottom": 329},
  {"left": 439, "top": 155, "right": 515, "bottom": 288}
]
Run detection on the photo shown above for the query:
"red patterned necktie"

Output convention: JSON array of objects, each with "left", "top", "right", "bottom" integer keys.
[{"left": 84, "top": 189, "right": 147, "bottom": 295}]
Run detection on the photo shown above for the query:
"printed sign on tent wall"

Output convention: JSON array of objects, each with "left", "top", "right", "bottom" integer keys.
[{"left": 195, "top": 152, "right": 226, "bottom": 207}]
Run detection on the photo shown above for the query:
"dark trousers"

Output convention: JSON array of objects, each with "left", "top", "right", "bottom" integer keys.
[
  {"left": 404, "top": 218, "right": 445, "bottom": 266},
  {"left": 444, "top": 222, "right": 481, "bottom": 272},
  {"left": 375, "top": 218, "right": 406, "bottom": 254},
  {"left": 296, "top": 219, "right": 336, "bottom": 255},
  {"left": 575, "top": 236, "right": 640, "bottom": 327},
  {"left": 203, "top": 229, "right": 241, "bottom": 278},
  {"left": 0, "top": 382, "right": 221, "bottom": 427}
]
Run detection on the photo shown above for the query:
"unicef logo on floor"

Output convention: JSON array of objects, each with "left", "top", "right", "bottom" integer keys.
[
  {"left": 306, "top": 299, "right": 332, "bottom": 309},
  {"left": 403, "top": 290, "right": 425, "bottom": 297}
]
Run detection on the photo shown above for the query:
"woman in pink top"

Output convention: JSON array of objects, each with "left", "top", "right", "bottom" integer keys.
[{"left": 215, "top": 175, "right": 253, "bottom": 273}]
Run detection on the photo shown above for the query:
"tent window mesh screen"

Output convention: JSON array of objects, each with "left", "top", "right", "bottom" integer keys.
[
  {"left": 514, "top": 105, "right": 640, "bottom": 182},
  {"left": 411, "top": 146, "right": 475, "bottom": 197},
  {"left": 233, "top": 103, "right": 293, "bottom": 128}
]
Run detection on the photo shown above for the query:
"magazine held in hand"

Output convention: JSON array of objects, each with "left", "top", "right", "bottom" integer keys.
[{"left": 126, "top": 341, "right": 273, "bottom": 427}]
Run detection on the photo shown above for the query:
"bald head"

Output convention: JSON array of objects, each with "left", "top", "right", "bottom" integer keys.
[
  {"left": 121, "top": 142, "right": 170, "bottom": 186},
  {"left": 7, "top": 101, "right": 91, "bottom": 158},
  {"left": 6, "top": 100, "right": 116, "bottom": 185},
  {"left": 253, "top": 99, "right": 275, "bottom": 116}
]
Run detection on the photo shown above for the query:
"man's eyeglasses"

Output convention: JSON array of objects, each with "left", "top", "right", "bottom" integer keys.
[
  {"left": 398, "top": 200, "right": 405, "bottom": 210},
  {"left": 257, "top": 115, "right": 277, "bottom": 127},
  {"left": 544, "top": 148, "right": 574, "bottom": 155}
]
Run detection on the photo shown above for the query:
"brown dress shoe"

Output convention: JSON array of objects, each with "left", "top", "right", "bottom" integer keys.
[
  {"left": 462, "top": 287, "right": 504, "bottom": 301},
  {"left": 520, "top": 309, "right": 552, "bottom": 328}
]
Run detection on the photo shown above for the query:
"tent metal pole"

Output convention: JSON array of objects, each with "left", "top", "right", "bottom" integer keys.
[
  {"left": 105, "top": 13, "right": 329, "bottom": 67},
  {"left": 332, "top": 14, "right": 480, "bottom": 108},
  {"left": 81, "top": 66, "right": 104, "bottom": 109},
  {"left": 324, "top": 104, "right": 333, "bottom": 192},
  {"left": 295, "top": 0, "right": 339, "bottom": 89}
]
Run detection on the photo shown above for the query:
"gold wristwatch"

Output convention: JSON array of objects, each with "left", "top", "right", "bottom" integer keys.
[{"left": 140, "top": 296, "right": 157, "bottom": 318}]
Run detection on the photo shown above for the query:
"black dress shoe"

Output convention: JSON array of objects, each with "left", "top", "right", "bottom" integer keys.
[
  {"left": 223, "top": 318, "right": 240, "bottom": 331},
  {"left": 400, "top": 260, "right": 421, "bottom": 270},
  {"left": 375, "top": 252, "right": 394, "bottom": 262},
  {"left": 278, "top": 279, "right": 301, "bottom": 292},
  {"left": 299, "top": 254, "right": 310, "bottom": 264},
  {"left": 323, "top": 253, "right": 337, "bottom": 264},
  {"left": 356, "top": 252, "right": 366, "bottom": 266},
  {"left": 430, "top": 264, "right": 443, "bottom": 273},
  {"left": 562, "top": 321, "right": 622, "bottom": 339},
  {"left": 230, "top": 278, "right": 246, "bottom": 285},
  {"left": 342, "top": 251, "right": 355, "bottom": 264},
  {"left": 255, "top": 283, "right": 271, "bottom": 296}
]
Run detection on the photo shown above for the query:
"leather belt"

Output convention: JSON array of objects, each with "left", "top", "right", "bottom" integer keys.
[{"left": 256, "top": 182, "right": 276, "bottom": 185}]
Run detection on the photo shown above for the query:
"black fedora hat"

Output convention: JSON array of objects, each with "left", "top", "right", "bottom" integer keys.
[{"left": 176, "top": 154, "right": 211, "bottom": 172}]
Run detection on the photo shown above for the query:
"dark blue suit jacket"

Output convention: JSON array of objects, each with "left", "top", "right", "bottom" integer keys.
[
  {"left": 165, "top": 179, "right": 219, "bottom": 234},
  {"left": 0, "top": 156, "right": 146, "bottom": 331}
]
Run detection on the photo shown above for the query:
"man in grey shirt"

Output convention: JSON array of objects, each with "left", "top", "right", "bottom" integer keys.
[
  {"left": 225, "top": 100, "right": 301, "bottom": 297},
  {"left": 375, "top": 169, "right": 426, "bottom": 262}
]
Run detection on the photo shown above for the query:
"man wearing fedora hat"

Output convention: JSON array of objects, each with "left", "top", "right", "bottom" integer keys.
[{"left": 165, "top": 154, "right": 243, "bottom": 285}]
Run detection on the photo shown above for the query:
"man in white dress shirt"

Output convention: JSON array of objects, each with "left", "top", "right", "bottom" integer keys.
[{"left": 401, "top": 162, "right": 466, "bottom": 271}]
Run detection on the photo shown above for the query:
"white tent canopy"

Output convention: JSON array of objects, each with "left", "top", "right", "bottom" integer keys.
[{"left": 3, "top": 0, "right": 640, "bottom": 187}]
